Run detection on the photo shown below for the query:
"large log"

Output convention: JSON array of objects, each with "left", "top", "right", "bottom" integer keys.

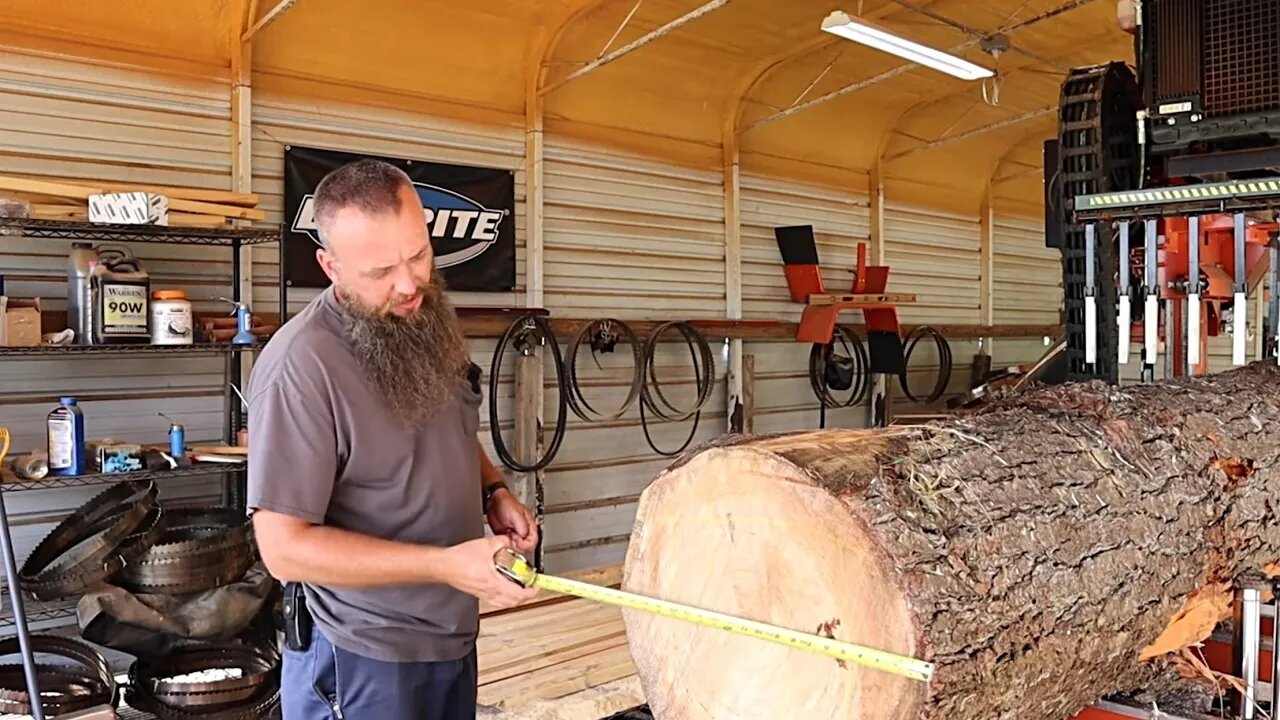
[{"left": 621, "top": 362, "right": 1280, "bottom": 720}]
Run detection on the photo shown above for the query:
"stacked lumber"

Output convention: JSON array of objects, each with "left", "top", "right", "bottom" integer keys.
[
  {"left": 0, "top": 175, "right": 264, "bottom": 228},
  {"left": 477, "top": 565, "right": 639, "bottom": 713}
]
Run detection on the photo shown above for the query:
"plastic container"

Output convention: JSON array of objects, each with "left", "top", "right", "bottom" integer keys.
[
  {"left": 90, "top": 248, "right": 151, "bottom": 344},
  {"left": 150, "top": 290, "right": 193, "bottom": 345},
  {"left": 68, "top": 243, "right": 97, "bottom": 346},
  {"left": 48, "top": 397, "right": 86, "bottom": 476},
  {"left": 167, "top": 420, "right": 185, "bottom": 459}
]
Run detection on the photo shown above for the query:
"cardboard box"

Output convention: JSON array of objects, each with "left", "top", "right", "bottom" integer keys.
[
  {"left": 0, "top": 296, "right": 41, "bottom": 346},
  {"left": 95, "top": 442, "right": 144, "bottom": 473},
  {"left": 88, "top": 191, "right": 169, "bottom": 225}
]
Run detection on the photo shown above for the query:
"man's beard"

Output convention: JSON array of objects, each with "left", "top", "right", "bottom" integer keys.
[{"left": 337, "top": 270, "right": 471, "bottom": 428}]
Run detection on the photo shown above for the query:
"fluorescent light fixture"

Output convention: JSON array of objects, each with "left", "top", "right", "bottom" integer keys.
[{"left": 821, "top": 10, "right": 994, "bottom": 81}]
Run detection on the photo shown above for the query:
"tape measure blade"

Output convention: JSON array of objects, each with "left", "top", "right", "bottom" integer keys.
[{"left": 530, "top": 574, "right": 933, "bottom": 682}]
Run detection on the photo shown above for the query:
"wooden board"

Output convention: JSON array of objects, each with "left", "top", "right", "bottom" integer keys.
[
  {"left": 476, "top": 564, "right": 639, "bottom": 712},
  {"left": 0, "top": 175, "right": 266, "bottom": 221},
  {"left": 807, "top": 292, "right": 918, "bottom": 306}
]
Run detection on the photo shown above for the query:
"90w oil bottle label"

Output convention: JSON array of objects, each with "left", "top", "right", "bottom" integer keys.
[{"left": 102, "top": 284, "right": 148, "bottom": 333}]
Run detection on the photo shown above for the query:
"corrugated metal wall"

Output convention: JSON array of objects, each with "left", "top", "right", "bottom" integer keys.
[
  {"left": 543, "top": 138, "right": 726, "bottom": 319},
  {"left": 0, "top": 46, "right": 238, "bottom": 632},
  {"left": 0, "top": 42, "right": 1078, "bottom": 594},
  {"left": 538, "top": 138, "right": 728, "bottom": 571},
  {"left": 739, "top": 174, "right": 869, "bottom": 431},
  {"left": 993, "top": 214, "right": 1061, "bottom": 369},
  {"left": 883, "top": 203, "right": 980, "bottom": 413}
]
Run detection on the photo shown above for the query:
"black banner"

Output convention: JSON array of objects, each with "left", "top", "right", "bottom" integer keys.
[{"left": 282, "top": 145, "right": 516, "bottom": 292}]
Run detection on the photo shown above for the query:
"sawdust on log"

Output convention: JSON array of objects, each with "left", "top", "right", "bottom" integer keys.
[{"left": 1138, "top": 583, "right": 1232, "bottom": 661}]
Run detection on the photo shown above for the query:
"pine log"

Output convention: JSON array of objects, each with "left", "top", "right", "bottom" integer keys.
[{"left": 621, "top": 361, "right": 1280, "bottom": 720}]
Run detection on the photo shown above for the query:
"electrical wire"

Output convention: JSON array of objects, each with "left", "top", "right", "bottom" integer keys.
[
  {"left": 638, "top": 321, "right": 716, "bottom": 457},
  {"left": 564, "top": 318, "right": 644, "bottom": 423},
  {"left": 897, "top": 325, "right": 953, "bottom": 405},
  {"left": 489, "top": 314, "right": 568, "bottom": 473}
]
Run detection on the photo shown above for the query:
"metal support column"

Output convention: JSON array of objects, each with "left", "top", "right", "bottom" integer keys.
[
  {"left": 227, "top": 238, "right": 247, "bottom": 511},
  {"left": 1271, "top": 580, "right": 1280, "bottom": 717},
  {"left": 0, "top": 489, "right": 45, "bottom": 720},
  {"left": 1234, "top": 581, "right": 1264, "bottom": 719},
  {"left": 1269, "top": 235, "right": 1279, "bottom": 363}
]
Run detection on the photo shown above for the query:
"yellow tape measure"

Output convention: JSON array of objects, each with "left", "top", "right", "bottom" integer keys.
[{"left": 493, "top": 549, "right": 934, "bottom": 683}]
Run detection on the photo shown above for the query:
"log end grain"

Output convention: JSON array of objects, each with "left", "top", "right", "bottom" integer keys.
[{"left": 622, "top": 442, "right": 928, "bottom": 720}]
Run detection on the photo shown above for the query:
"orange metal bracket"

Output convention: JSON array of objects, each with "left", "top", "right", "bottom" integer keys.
[{"left": 782, "top": 239, "right": 915, "bottom": 343}]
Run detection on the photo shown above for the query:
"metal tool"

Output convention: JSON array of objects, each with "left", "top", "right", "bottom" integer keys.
[
  {"left": 0, "top": 428, "right": 45, "bottom": 720},
  {"left": 1232, "top": 212, "right": 1248, "bottom": 366},
  {"left": 1186, "top": 215, "right": 1201, "bottom": 368},
  {"left": 1233, "top": 583, "right": 1262, "bottom": 719},
  {"left": 1144, "top": 219, "right": 1160, "bottom": 369},
  {"left": 1271, "top": 237, "right": 1280, "bottom": 365},
  {"left": 493, "top": 548, "right": 935, "bottom": 683},
  {"left": 219, "top": 297, "right": 257, "bottom": 344},
  {"left": 159, "top": 411, "right": 184, "bottom": 460},
  {"left": 1084, "top": 221, "right": 1098, "bottom": 366},
  {"left": 1271, "top": 582, "right": 1280, "bottom": 717},
  {"left": 1118, "top": 219, "right": 1131, "bottom": 364}
]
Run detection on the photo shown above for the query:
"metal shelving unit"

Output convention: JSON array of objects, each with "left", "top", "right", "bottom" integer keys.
[
  {"left": 0, "top": 464, "right": 239, "bottom": 493},
  {"left": 0, "top": 342, "right": 257, "bottom": 357},
  {"left": 0, "top": 217, "right": 284, "bottom": 720},
  {"left": 0, "top": 591, "right": 77, "bottom": 629},
  {"left": 0, "top": 217, "right": 280, "bottom": 246}
]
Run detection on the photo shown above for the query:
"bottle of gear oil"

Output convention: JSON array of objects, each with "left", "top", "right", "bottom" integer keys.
[{"left": 90, "top": 249, "right": 151, "bottom": 344}]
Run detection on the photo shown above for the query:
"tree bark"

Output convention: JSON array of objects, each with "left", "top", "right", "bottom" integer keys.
[{"left": 621, "top": 362, "right": 1280, "bottom": 720}]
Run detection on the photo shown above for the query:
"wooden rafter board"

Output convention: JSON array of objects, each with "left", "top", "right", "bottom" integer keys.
[
  {"left": 0, "top": 174, "right": 264, "bottom": 227},
  {"left": 477, "top": 564, "right": 643, "bottom": 716}
]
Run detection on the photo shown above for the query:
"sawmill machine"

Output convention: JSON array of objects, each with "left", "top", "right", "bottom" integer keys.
[{"left": 1050, "top": 0, "right": 1280, "bottom": 384}]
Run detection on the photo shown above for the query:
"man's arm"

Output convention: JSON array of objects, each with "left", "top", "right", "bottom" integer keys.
[
  {"left": 478, "top": 441, "right": 505, "bottom": 490},
  {"left": 477, "top": 441, "right": 538, "bottom": 554},
  {"left": 247, "top": 370, "right": 536, "bottom": 607},
  {"left": 252, "top": 510, "right": 533, "bottom": 605}
]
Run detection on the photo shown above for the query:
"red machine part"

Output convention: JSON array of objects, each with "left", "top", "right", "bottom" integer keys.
[
  {"left": 1158, "top": 215, "right": 1273, "bottom": 301},
  {"left": 1070, "top": 623, "right": 1270, "bottom": 719},
  {"left": 1127, "top": 214, "right": 1275, "bottom": 377},
  {"left": 790, "top": 242, "right": 909, "bottom": 344}
]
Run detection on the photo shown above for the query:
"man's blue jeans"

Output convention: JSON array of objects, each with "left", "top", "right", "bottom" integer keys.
[{"left": 281, "top": 626, "right": 477, "bottom": 720}]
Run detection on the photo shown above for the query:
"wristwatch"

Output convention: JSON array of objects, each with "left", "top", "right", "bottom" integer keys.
[{"left": 482, "top": 480, "right": 509, "bottom": 512}]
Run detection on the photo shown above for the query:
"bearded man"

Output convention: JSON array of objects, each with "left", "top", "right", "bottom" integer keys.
[{"left": 246, "top": 158, "right": 539, "bottom": 720}]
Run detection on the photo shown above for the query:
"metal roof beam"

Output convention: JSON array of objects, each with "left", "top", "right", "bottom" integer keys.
[
  {"left": 892, "top": 32, "right": 1116, "bottom": 127},
  {"left": 992, "top": 165, "right": 1043, "bottom": 185},
  {"left": 540, "top": 0, "right": 735, "bottom": 96},
  {"left": 242, "top": 0, "right": 299, "bottom": 43},
  {"left": 742, "top": 0, "right": 1095, "bottom": 133},
  {"left": 886, "top": 105, "right": 1056, "bottom": 161},
  {"left": 889, "top": 0, "right": 1072, "bottom": 71}
]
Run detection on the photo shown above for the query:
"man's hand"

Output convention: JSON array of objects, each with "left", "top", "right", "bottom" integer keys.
[
  {"left": 487, "top": 490, "right": 538, "bottom": 555},
  {"left": 441, "top": 536, "right": 539, "bottom": 609}
]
